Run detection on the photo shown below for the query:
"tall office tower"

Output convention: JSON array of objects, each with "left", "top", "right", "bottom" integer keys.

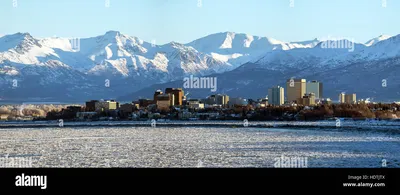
[
  {"left": 165, "top": 88, "right": 184, "bottom": 106},
  {"left": 286, "top": 79, "right": 306, "bottom": 103},
  {"left": 153, "top": 90, "right": 163, "bottom": 102},
  {"left": 299, "top": 93, "right": 316, "bottom": 106},
  {"left": 268, "top": 86, "right": 285, "bottom": 106},
  {"left": 306, "top": 80, "right": 323, "bottom": 99},
  {"left": 215, "top": 94, "right": 230, "bottom": 106},
  {"left": 345, "top": 93, "right": 357, "bottom": 104},
  {"left": 156, "top": 94, "right": 173, "bottom": 110},
  {"left": 339, "top": 93, "right": 346, "bottom": 103}
]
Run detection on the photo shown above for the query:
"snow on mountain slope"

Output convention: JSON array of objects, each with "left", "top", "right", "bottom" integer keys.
[
  {"left": 364, "top": 35, "right": 392, "bottom": 46},
  {"left": 76, "top": 32, "right": 232, "bottom": 79},
  {"left": 290, "top": 38, "right": 321, "bottom": 48},
  {"left": 79, "top": 30, "right": 150, "bottom": 61},
  {"left": 39, "top": 37, "right": 76, "bottom": 52},
  {"left": 158, "top": 41, "right": 231, "bottom": 75},
  {"left": 0, "top": 33, "right": 59, "bottom": 65},
  {"left": 0, "top": 31, "right": 323, "bottom": 81},
  {"left": 253, "top": 39, "right": 368, "bottom": 70},
  {"left": 0, "top": 31, "right": 236, "bottom": 81},
  {"left": 3, "top": 31, "right": 396, "bottom": 82},
  {"left": 314, "top": 35, "right": 400, "bottom": 68},
  {"left": 358, "top": 34, "right": 400, "bottom": 59},
  {"left": 2, "top": 31, "right": 400, "bottom": 101},
  {"left": 186, "top": 31, "right": 315, "bottom": 53},
  {"left": 186, "top": 32, "right": 321, "bottom": 68}
]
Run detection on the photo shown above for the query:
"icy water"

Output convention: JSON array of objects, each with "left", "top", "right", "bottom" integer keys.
[{"left": 0, "top": 126, "right": 399, "bottom": 168}]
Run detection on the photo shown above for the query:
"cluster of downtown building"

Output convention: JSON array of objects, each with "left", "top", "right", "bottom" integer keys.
[
  {"left": 82, "top": 88, "right": 230, "bottom": 114},
  {"left": 77, "top": 87, "right": 243, "bottom": 120},
  {"left": 268, "top": 79, "right": 357, "bottom": 106},
  {"left": 73, "top": 79, "right": 358, "bottom": 120}
]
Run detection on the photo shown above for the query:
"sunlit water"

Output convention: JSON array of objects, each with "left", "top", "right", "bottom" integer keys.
[{"left": 0, "top": 126, "right": 399, "bottom": 168}]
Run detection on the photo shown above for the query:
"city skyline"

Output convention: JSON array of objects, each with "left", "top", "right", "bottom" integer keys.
[{"left": 132, "top": 78, "right": 362, "bottom": 105}]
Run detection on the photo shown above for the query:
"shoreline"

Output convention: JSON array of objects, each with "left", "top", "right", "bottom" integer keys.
[{"left": 1, "top": 120, "right": 399, "bottom": 133}]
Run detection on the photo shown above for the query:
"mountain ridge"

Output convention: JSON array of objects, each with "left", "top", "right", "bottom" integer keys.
[{"left": 0, "top": 31, "right": 398, "bottom": 102}]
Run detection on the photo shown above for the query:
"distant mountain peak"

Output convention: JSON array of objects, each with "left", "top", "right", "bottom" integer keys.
[
  {"left": 378, "top": 34, "right": 390, "bottom": 38},
  {"left": 102, "top": 30, "right": 129, "bottom": 41},
  {"left": 105, "top": 30, "right": 121, "bottom": 36},
  {"left": 2, "top": 32, "right": 33, "bottom": 40},
  {"left": 2, "top": 30, "right": 400, "bottom": 102},
  {"left": 365, "top": 34, "right": 392, "bottom": 46}
]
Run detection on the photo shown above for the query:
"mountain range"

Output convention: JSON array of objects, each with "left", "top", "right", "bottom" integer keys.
[{"left": 0, "top": 31, "right": 399, "bottom": 102}]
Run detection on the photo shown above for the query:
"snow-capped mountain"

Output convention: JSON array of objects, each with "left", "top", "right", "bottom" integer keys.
[
  {"left": 121, "top": 33, "right": 400, "bottom": 102},
  {"left": 0, "top": 31, "right": 237, "bottom": 101},
  {"left": 1, "top": 31, "right": 400, "bottom": 102},
  {"left": 357, "top": 35, "right": 400, "bottom": 60},
  {"left": 37, "top": 31, "right": 232, "bottom": 79},
  {"left": 252, "top": 39, "right": 370, "bottom": 71},
  {"left": 0, "top": 31, "right": 323, "bottom": 101},
  {"left": 186, "top": 32, "right": 320, "bottom": 68},
  {"left": 0, "top": 33, "right": 90, "bottom": 90},
  {"left": 364, "top": 35, "right": 392, "bottom": 46},
  {"left": 0, "top": 33, "right": 59, "bottom": 65}
]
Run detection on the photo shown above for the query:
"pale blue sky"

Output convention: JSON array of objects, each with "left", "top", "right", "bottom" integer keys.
[{"left": 0, "top": 0, "right": 399, "bottom": 44}]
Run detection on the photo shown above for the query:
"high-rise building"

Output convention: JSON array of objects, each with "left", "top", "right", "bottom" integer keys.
[
  {"left": 339, "top": 93, "right": 346, "bottom": 103},
  {"left": 206, "top": 95, "right": 216, "bottom": 105},
  {"left": 138, "top": 99, "right": 154, "bottom": 108},
  {"left": 286, "top": 79, "right": 307, "bottom": 103},
  {"left": 120, "top": 103, "right": 135, "bottom": 113},
  {"left": 205, "top": 94, "right": 229, "bottom": 106},
  {"left": 95, "top": 100, "right": 119, "bottom": 112},
  {"left": 85, "top": 100, "right": 99, "bottom": 112},
  {"left": 156, "top": 94, "right": 173, "bottom": 110},
  {"left": 215, "top": 94, "right": 229, "bottom": 106},
  {"left": 268, "top": 86, "right": 284, "bottom": 106},
  {"left": 165, "top": 88, "right": 184, "bottom": 106},
  {"left": 187, "top": 99, "right": 205, "bottom": 109},
  {"left": 298, "top": 93, "right": 316, "bottom": 106},
  {"left": 339, "top": 93, "right": 357, "bottom": 104},
  {"left": 345, "top": 93, "right": 357, "bottom": 104},
  {"left": 306, "top": 80, "right": 323, "bottom": 99},
  {"left": 153, "top": 90, "right": 163, "bottom": 102}
]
